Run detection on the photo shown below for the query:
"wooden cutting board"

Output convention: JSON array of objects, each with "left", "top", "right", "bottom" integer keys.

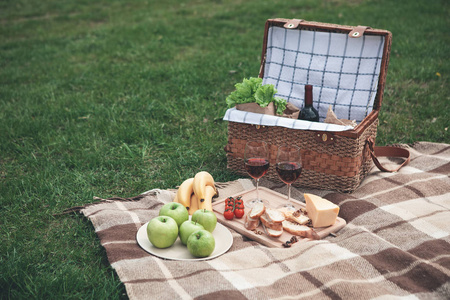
[{"left": 212, "top": 187, "right": 346, "bottom": 248}]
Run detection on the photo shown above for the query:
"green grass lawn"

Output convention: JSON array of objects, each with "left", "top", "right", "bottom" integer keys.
[{"left": 1, "top": 0, "right": 448, "bottom": 298}]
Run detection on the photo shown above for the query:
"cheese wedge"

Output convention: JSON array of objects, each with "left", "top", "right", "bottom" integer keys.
[{"left": 304, "top": 193, "right": 339, "bottom": 228}]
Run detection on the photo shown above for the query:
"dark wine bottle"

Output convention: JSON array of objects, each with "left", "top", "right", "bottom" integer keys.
[{"left": 298, "top": 85, "right": 319, "bottom": 122}]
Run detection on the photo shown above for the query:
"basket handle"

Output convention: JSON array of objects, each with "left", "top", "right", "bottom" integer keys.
[{"left": 367, "top": 137, "right": 410, "bottom": 172}]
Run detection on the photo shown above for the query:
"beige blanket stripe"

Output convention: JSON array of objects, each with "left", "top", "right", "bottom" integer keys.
[
  {"left": 153, "top": 258, "right": 193, "bottom": 300},
  {"left": 207, "top": 259, "right": 256, "bottom": 292},
  {"left": 303, "top": 254, "right": 450, "bottom": 298},
  {"left": 114, "top": 201, "right": 142, "bottom": 231},
  {"left": 358, "top": 174, "right": 448, "bottom": 200},
  {"left": 77, "top": 142, "right": 450, "bottom": 300}
]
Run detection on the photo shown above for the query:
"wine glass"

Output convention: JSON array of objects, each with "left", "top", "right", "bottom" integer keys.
[
  {"left": 276, "top": 145, "right": 302, "bottom": 211},
  {"left": 244, "top": 140, "right": 270, "bottom": 208}
]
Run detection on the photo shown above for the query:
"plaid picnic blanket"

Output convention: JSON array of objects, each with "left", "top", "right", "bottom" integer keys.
[{"left": 78, "top": 142, "right": 450, "bottom": 299}]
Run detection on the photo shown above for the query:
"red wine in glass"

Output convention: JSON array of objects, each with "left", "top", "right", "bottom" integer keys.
[
  {"left": 276, "top": 145, "right": 302, "bottom": 211},
  {"left": 276, "top": 162, "right": 302, "bottom": 184},
  {"left": 245, "top": 158, "right": 270, "bottom": 179},
  {"left": 244, "top": 140, "right": 269, "bottom": 208}
]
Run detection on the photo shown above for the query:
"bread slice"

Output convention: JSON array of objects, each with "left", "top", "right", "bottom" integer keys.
[
  {"left": 282, "top": 220, "right": 320, "bottom": 240},
  {"left": 248, "top": 202, "right": 266, "bottom": 219},
  {"left": 260, "top": 214, "right": 283, "bottom": 231},
  {"left": 264, "top": 208, "right": 285, "bottom": 223},
  {"left": 279, "top": 208, "right": 310, "bottom": 225},
  {"left": 244, "top": 214, "right": 260, "bottom": 230},
  {"left": 261, "top": 222, "right": 283, "bottom": 238}
]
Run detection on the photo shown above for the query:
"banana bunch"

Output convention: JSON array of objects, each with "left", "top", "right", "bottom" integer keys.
[{"left": 173, "top": 171, "right": 218, "bottom": 215}]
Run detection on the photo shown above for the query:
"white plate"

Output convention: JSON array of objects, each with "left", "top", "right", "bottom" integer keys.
[{"left": 136, "top": 220, "right": 233, "bottom": 261}]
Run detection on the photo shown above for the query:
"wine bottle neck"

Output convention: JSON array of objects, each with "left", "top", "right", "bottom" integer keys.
[{"left": 305, "top": 85, "right": 313, "bottom": 106}]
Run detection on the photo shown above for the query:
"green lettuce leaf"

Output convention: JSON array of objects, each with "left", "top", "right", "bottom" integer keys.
[
  {"left": 273, "top": 97, "right": 287, "bottom": 115},
  {"left": 226, "top": 77, "right": 287, "bottom": 115},
  {"left": 225, "top": 91, "right": 238, "bottom": 108},
  {"left": 226, "top": 77, "right": 263, "bottom": 108},
  {"left": 247, "top": 77, "right": 262, "bottom": 94},
  {"left": 255, "top": 84, "right": 276, "bottom": 107}
]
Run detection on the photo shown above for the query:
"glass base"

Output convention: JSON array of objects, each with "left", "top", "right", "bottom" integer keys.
[
  {"left": 246, "top": 198, "right": 268, "bottom": 208},
  {"left": 277, "top": 203, "right": 296, "bottom": 211}
]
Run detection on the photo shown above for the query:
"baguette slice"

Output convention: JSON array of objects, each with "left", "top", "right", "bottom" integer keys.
[
  {"left": 244, "top": 214, "right": 260, "bottom": 230},
  {"left": 261, "top": 222, "right": 283, "bottom": 238},
  {"left": 282, "top": 220, "right": 320, "bottom": 240},
  {"left": 260, "top": 214, "right": 283, "bottom": 231},
  {"left": 248, "top": 202, "right": 266, "bottom": 219},
  {"left": 264, "top": 208, "right": 285, "bottom": 223},
  {"left": 279, "top": 208, "right": 310, "bottom": 225}
]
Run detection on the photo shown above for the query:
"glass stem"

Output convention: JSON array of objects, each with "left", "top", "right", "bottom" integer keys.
[
  {"left": 256, "top": 178, "right": 260, "bottom": 201},
  {"left": 287, "top": 184, "right": 291, "bottom": 206}
]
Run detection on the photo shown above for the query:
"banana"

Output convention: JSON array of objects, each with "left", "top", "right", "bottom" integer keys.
[
  {"left": 175, "top": 177, "right": 194, "bottom": 210},
  {"left": 188, "top": 193, "right": 199, "bottom": 215},
  {"left": 193, "top": 171, "right": 216, "bottom": 203},
  {"left": 198, "top": 185, "right": 216, "bottom": 211}
]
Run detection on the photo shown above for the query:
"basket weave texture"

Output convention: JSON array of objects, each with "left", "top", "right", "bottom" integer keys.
[
  {"left": 225, "top": 19, "right": 391, "bottom": 193},
  {"left": 225, "top": 119, "right": 378, "bottom": 193}
]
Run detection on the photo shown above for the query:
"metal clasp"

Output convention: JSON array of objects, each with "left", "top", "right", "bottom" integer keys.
[{"left": 315, "top": 132, "right": 335, "bottom": 145}]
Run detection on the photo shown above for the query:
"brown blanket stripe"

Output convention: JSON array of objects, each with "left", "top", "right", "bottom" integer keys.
[{"left": 78, "top": 142, "right": 450, "bottom": 300}]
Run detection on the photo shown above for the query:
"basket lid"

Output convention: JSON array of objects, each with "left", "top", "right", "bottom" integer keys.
[{"left": 260, "top": 19, "right": 391, "bottom": 124}]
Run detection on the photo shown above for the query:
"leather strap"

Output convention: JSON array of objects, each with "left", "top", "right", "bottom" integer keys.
[
  {"left": 284, "top": 19, "right": 304, "bottom": 29},
  {"left": 367, "top": 137, "right": 410, "bottom": 172},
  {"left": 349, "top": 25, "right": 371, "bottom": 38}
]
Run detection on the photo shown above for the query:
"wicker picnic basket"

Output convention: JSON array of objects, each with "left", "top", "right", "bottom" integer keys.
[{"left": 224, "top": 18, "right": 400, "bottom": 193}]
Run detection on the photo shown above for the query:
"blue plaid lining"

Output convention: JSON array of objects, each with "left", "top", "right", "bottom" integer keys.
[
  {"left": 317, "top": 32, "right": 332, "bottom": 109},
  {"left": 348, "top": 35, "right": 366, "bottom": 120},
  {"left": 275, "top": 27, "right": 288, "bottom": 90},
  {"left": 263, "top": 26, "right": 384, "bottom": 123},
  {"left": 266, "top": 45, "right": 382, "bottom": 61},
  {"left": 243, "top": 111, "right": 249, "bottom": 123},
  {"left": 265, "top": 76, "right": 378, "bottom": 98},
  {"left": 264, "top": 61, "right": 379, "bottom": 77},
  {"left": 287, "top": 30, "right": 303, "bottom": 103},
  {"left": 306, "top": 31, "right": 316, "bottom": 84},
  {"left": 223, "top": 107, "right": 353, "bottom": 132},
  {"left": 365, "top": 36, "right": 384, "bottom": 116}
]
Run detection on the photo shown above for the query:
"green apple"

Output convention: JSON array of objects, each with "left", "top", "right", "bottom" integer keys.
[
  {"left": 159, "top": 202, "right": 189, "bottom": 228},
  {"left": 191, "top": 209, "right": 217, "bottom": 232},
  {"left": 187, "top": 229, "right": 215, "bottom": 258},
  {"left": 179, "top": 220, "right": 205, "bottom": 245},
  {"left": 147, "top": 216, "right": 179, "bottom": 249}
]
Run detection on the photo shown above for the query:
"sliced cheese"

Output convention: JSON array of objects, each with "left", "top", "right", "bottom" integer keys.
[{"left": 304, "top": 193, "right": 339, "bottom": 228}]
